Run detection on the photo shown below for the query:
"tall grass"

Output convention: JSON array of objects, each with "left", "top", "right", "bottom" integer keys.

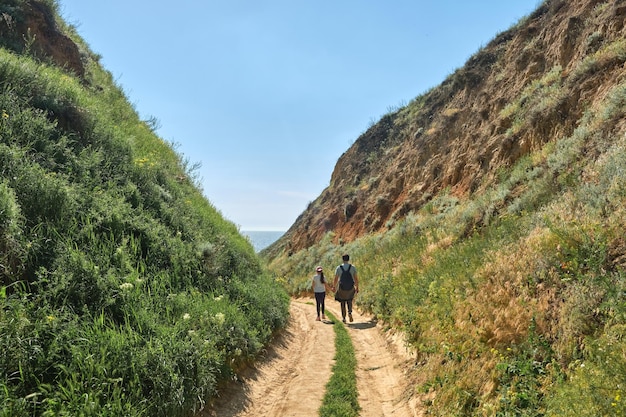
[{"left": 0, "top": 3, "right": 289, "bottom": 416}]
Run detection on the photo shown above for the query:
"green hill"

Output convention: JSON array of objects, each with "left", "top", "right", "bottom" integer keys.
[
  {"left": 0, "top": 1, "right": 289, "bottom": 416},
  {"left": 266, "top": 0, "right": 626, "bottom": 415}
]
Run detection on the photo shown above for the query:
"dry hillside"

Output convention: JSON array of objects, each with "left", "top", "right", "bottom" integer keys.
[{"left": 268, "top": 0, "right": 626, "bottom": 256}]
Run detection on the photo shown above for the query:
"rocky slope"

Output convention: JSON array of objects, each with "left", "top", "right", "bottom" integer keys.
[
  {"left": 0, "top": 1, "right": 83, "bottom": 76},
  {"left": 267, "top": 0, "right": 626, "bottom": 256}
]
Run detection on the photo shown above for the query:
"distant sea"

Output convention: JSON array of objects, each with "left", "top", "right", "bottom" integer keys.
[{"left": 242, "top": 230, "right": 285, "bottom": 252}]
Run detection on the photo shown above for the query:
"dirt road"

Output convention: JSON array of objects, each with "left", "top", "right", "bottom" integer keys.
[
  {"left": 324, "top": 302, "right": 420, "bottom": 417},
  {"left": 202, "top": 298, "right": 419, "bottom": 416}
]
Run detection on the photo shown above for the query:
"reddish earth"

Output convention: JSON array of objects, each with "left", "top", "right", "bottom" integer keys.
[
  {"left": 267, "top": 0, "right": 626, "bottom": 256},
  {"left": 202, "top": 298, "right": 421, "bottom": 416}
]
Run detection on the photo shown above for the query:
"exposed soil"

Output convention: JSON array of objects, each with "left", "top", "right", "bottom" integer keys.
[
  {"left": 324, "top": 301, "right": 421, "bottom": 417},
  {"left": 266, "top": 0, "right": 626, "bottom": 256},
  {"left": 202, "top": 298, "right": 420, "bottom": 416}
]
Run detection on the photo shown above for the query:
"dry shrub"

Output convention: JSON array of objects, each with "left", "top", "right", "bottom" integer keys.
[
  {"left": 425, "top": 225, "right": 564, "bottom": 406},
  {"left": 456, "top": 227, "right": 558, "bottom": 349},
  {"left": 421, "top": 234, "right": 455, "bottom": 267},
  {"left": 552, "top": 281, "right": 605, "bottom": 363}
]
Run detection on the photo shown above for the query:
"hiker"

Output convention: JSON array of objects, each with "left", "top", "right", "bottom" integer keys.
[
  {"left": 332, "top": 254, "right": 359, "bottom": 323},
  {"left": 312, "top": 265, "right": 330, "bottom": 321}
]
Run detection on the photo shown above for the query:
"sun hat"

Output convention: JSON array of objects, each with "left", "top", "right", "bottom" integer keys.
[{"left": 316, "top": 266, "right": 323, "bottom": 272}]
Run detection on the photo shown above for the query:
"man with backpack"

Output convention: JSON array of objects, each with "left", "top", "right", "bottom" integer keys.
[{"left": 332, "top": 253, "right": 359, "bottom": 323}]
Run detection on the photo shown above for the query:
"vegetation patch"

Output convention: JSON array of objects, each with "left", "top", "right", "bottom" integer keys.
[{"left": 319, "top": 310, "right": 360, "bottom": 417}]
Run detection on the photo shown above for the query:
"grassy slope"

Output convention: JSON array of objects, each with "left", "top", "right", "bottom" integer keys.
[
  {"left": 0, "top": 1, "right": 289, "bottom": 416},
  {"left": 268, "top": 8, "right": 626, "bottom": 417}
]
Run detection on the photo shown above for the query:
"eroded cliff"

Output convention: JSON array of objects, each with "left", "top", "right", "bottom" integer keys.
[{"left": 268, "top": 0, "right": 626, "bottom": 256}]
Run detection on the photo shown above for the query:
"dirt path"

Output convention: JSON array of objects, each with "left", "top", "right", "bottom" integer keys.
[
  {"left": 202, "top": 297, "right": 419, "bottom": 416},
  {"left": 324, "top": 302, "right": 420, "bottom": 417}
]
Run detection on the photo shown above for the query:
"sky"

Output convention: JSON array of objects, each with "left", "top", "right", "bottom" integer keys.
[{"left": 59, "top": 1, "right": 540, "bottom": 231}]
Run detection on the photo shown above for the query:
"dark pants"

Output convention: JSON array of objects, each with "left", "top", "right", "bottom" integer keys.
[
  {"left": 315, "top": 292, "right": 326, "bottom": 316},
  {"left": 340, "top": 300, "right": 353, "bottom": 319}
]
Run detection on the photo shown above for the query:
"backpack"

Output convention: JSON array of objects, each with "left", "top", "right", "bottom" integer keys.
[{"left": 339, "top": 264, "right": 354, "bottom": 290}]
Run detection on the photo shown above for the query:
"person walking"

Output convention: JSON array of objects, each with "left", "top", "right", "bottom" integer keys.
[
  {"left": 332, "top": 254, "right": 359, "bottom": 323},
  {"left": 312, "top": 266, "right": 330, "bottom": 321}
]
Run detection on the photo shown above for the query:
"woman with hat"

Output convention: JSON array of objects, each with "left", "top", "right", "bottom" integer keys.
[{"left": 312, "top": 265, "right": 330, "bottom": 321}]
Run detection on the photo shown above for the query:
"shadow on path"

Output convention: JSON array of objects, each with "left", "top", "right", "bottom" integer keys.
[
  {"left": 200, "top": 322, "right": 295, "bottom": 416},
  {"left": 348, "top": 319, "right": 377, "bottom": 330}
]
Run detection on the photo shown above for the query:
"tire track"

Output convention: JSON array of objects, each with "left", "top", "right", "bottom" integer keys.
[
  {"left": 202, "top": 299, "right": 335, "bottom": 416},
  {"left": 203, "top": 297, "right": 421, "bottom": 416},
  {"left": 324, "top": 302, "right": 420, "bottom": 417}
]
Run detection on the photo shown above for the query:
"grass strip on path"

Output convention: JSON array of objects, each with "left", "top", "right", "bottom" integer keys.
[{"left": 319, "top": 310, "right": 360, "bottom": 417}]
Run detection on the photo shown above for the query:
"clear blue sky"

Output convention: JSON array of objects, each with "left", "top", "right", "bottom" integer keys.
[{"left": 59, "top": 1, "right": 539, "bottom": 231}]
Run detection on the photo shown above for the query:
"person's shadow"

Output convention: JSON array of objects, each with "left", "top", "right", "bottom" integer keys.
[
  {"left": 321, "top": 318, "right": 376, "bottom": 329},
  {"left": 347, "top": 318, "right": 377, "bottom": 330}
]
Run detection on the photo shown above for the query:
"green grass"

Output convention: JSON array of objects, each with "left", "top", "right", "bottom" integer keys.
[
  {"left": 0, "top": 2, "right": 290, "bottom": 416},
  {"left": 319, "top": 310, "right": 360, "bottom": 417}
]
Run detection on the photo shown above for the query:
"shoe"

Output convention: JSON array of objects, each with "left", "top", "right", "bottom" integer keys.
[
  {"left": 322, "top": 314, "right": 326, "bottom": 320},
  {"left": 342, "top": 317, "right": 346, "bottom": 323},
  {"left": 316, "top": 316, "right": 321, "bottom": 321},
  {"left": 349, "top": 313, "right": 353, "bottom": 322}
]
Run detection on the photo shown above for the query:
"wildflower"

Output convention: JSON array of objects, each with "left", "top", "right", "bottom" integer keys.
[
  {"left": 119, "top": 282, "right": 134, "bottom": 291},
  {"left": 214, "top": 312, "right": 225, "bottom": 325},
  {"left": 183, "top": 313, "right": 191, "bottom": 320},
  {"left": 46, "top": 315, "right": 55, "bottom": 322},
  {"left": 214, "top": 295, "right": 223, "bottom": 302},
  {"left": 1, "top": 110, "right": 8, "bottom": 119}
]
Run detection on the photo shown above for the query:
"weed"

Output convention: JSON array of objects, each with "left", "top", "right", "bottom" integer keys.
[{"left": 319, "top": 310, "right": 360, "bottom": 417}]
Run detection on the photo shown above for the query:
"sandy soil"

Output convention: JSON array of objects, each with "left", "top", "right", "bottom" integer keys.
[
  {"left": 324, "top": 302, "right": 420, "bottom": 417},
  {"left": 201, "top": 297, "right": 420, "bottom": 417}
]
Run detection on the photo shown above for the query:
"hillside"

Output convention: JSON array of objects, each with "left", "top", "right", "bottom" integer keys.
[
  {"left": 267, "top": 0, "right": 626, "bottom": 254},
  {"left": 266, "top": 0, "right": 626, "bottom": 415},
  {"left": 0, "top": 1, "right": 289, "bottom": 416}
]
